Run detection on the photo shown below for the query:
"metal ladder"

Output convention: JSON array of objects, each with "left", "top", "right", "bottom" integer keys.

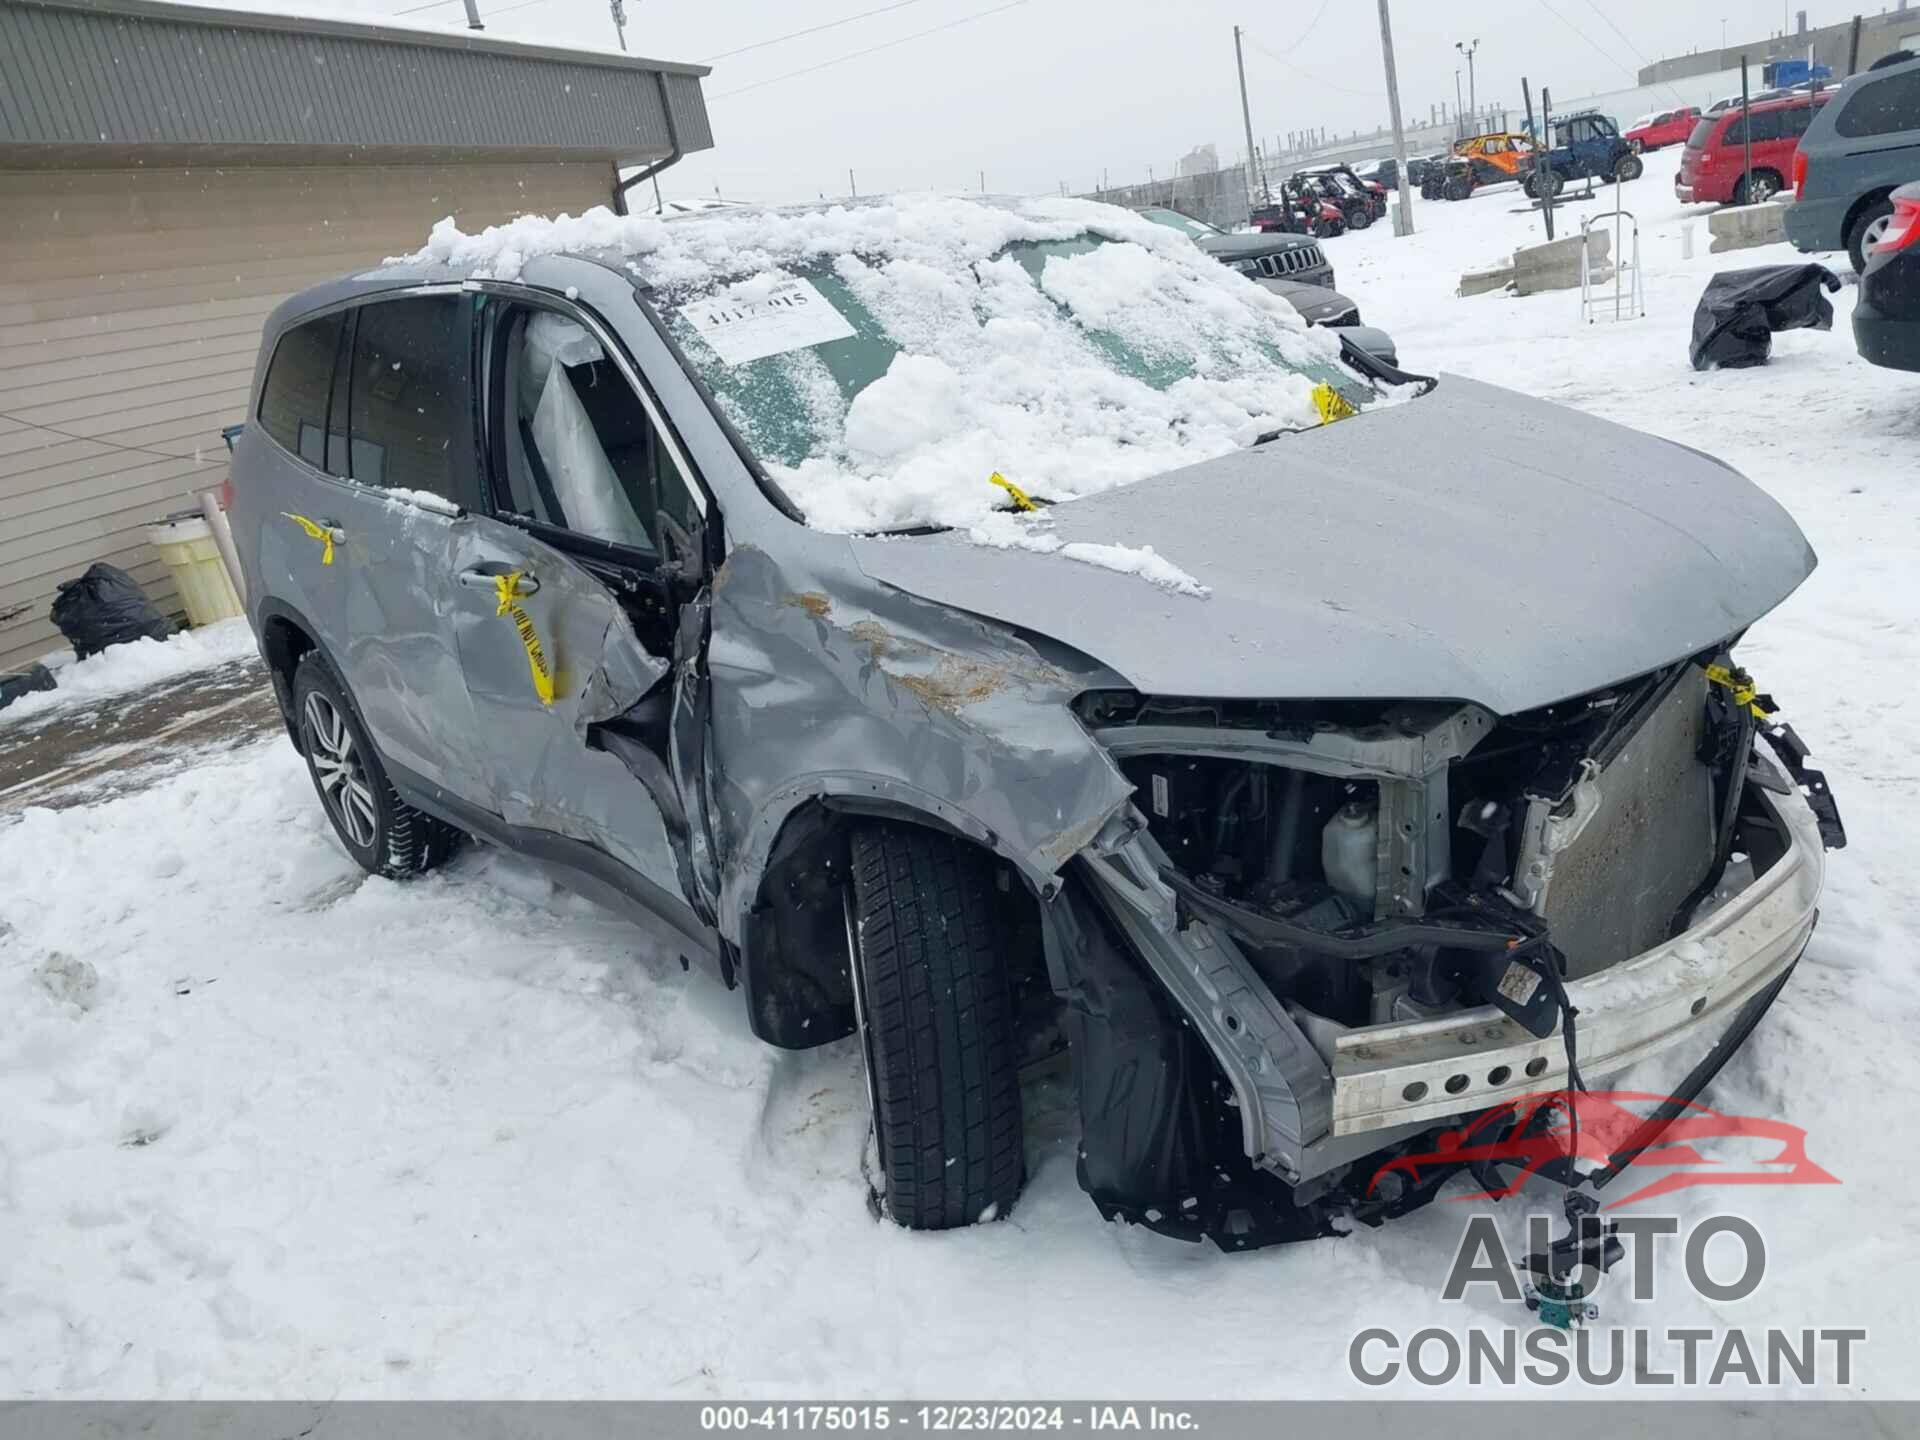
[{"left": 1580, "top": 205, "right": 1645, "bottom": 323}]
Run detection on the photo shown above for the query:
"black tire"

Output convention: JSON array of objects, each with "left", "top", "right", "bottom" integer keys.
[
  {"left": 1345, "top": 204, "right": 1373, "bottom": 231},
  {"left": 1734, "top": 169, "right": 1781, "bottom": 205},
  {"left": 1527, "top": 168, "right": 1565, "bottom": 200},
  {"left": 292, "top": 650, "right": 458, "bottom": 879},
  {"left": 848, "top": 823, "right": 1023, "bottom": 1230},
  {"left": 1848, "top": 198, "right": 1896, "bottom": 274},
  {"left": 1613, "top": 153, "right": 1644, "bottom": 182},
  {"left": 1629, "top": 137, "right": 1645, "bottom": 154}
]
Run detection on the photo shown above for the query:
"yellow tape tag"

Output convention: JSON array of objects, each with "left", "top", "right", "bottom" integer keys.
[
  {"left": 1706, "top": 663, "right": 1774, "bottom": 721},
  {"left": 494, "top": 571, "right": 555, "bottom": 706},
  {"left": 989, "top": 471, "right": 1037, "bottom": 512},
  {"left": 1312, "top": 383, "right": 1357, "bottom": 425},
  {"left": 283, "top": 512, "right": 334, "bottom": 566}
]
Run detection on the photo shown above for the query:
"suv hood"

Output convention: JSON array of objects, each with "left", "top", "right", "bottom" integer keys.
[{"left": 846, "top": 376, "right": 1815, "bottom": 715}]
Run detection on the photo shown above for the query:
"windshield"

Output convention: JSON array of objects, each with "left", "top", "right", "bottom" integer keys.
[
  {"left": 1137, "top": 207, "right": 1221, "bottom": 239},
  {"left": 635, "top": 197, "right": 1375, "bottom": 535}
]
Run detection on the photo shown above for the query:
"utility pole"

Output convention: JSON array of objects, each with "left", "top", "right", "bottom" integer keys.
[
  {"left": 849, "top": 169, "right": 857, "bottom": 198},
  {"left": 1377, "top": 0, "right": 1415, "bottom": 235},
  {"left": 461, "top": 0, "right": 483, "bottom": 29},
  {"left": 1453, "top": 70, "right": 1464, "bottom": 133},
  {"left": 608, "top": 0, "right": 627, "bottom": 51},
  {"left": 1456, "top": 38, "right": 1479, "bottom": 123},
  {"left": 1233, "top": 26, "right": 1263, "bottom": 208}
]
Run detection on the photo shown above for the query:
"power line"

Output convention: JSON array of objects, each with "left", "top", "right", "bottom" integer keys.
[
  {"left": 709, "top": 0, "right": 1028, "bottom": 101},
  {"left": 1295, "top": 0, "right": 1335, "bottom": 49},
  {"left": 1241, "top": 29, "right": 1381, "bottom": 100},
  {"left": 704, "top": 0, "right": 942, "bottom": 63},
  {"left": 1536, "top": 0, "right": 1641, "bottom": 88},
  {"left": 0, "top": 409, "right": 226, "bottom": 467},
  {"left": 1575, "top": 0, "right": 1691, "bottom": 104}
]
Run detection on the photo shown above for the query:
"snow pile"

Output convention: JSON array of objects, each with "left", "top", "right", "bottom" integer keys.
[
  {"left": 3, "top": 618, "right": 257, "bottom": 727},
  {"left": 399, "top": 195, "right": 1359, "bottom": 557},
  {"left": 966, "top": 511, "right": 1209, "bottom": 597}
]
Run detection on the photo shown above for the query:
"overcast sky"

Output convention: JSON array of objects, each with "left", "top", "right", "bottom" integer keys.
[{"left": 304, "top": 0, "right": 1830, "bottom": 200}]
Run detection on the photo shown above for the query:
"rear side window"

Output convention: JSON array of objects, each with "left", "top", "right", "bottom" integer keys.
[
  {"left": 1687, "top": 117, "right": 1717, "bottom": 147},
  {"left": 1723, "top": 109, "right": 1785, "bottom": 145},
  {"left": 346, "top": 296, "right": 473, "bottom": 503},
  {"left": 1782, "top": 105, "right": 1817, "bottom": 139},
  {"left": 257, "top": 312, "right": 346, "bottom": 470},
  {"left": 1836, "top": 68, "right": 1920, "bottom": 138}
]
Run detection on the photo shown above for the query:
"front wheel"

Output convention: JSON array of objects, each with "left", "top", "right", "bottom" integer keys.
[
  {"left": 1345, "top": 204, "right": 1373, "bottom": 230},
  {"left": 1527, "top": 168, "right": 1565, "bottom": 200},
  {"left": 848, "top": 824, "right": 1024, "bottom": 1230},
  {"left": 1613, "top": 153, "right": 1645, "bottom": 182},
  {"left": 1629, "top": 138, "right": 1645, "bottom": 154}
]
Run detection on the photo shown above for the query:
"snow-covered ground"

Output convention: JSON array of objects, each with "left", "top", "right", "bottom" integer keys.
[{"left": 4, "top": 146, "right": 1917, "bottom": 1399}]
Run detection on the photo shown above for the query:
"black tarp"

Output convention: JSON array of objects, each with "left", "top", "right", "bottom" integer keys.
[
  {"left": 1690, "top": 263, "right": 1842, "bottom": 370},
  {"left": 48, "top": 562, "right": 175, "bottom": 659}
]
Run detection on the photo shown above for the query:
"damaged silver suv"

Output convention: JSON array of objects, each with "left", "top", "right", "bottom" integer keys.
[{"left": 232, "top": 196, "right": 1845, "bottom": 1244}]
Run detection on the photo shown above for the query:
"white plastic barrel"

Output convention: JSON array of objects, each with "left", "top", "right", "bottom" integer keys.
[{"left": 145, "top": 514, "right": 243, "bottom": 626}]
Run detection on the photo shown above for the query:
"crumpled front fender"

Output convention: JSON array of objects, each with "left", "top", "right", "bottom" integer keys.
[{"left": 705, "top": 542, "right": 1135, "bottom": 945}]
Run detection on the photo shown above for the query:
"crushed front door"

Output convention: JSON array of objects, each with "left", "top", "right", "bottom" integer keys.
[{"left": 444, "top": 513, "right": 691, "bottom": 915}]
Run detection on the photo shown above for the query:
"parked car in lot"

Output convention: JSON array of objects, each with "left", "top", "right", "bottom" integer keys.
[
  {"left": 1133, "top": 207, "right": 1334, "bottom": 285},
  {"left": 1854, "top": 181, "right": 1920, "bottom": 369},
  {"left": 1355, "top": 155, "right": 1428, "bottom": 190},
  {"left": 1786, "top": 53, "right": 1920, "bottom": 272},
  {"left": 230, "top": 194, "right": 1844, "bottom": 1247},
  {"left": 1677, "top": 91, "right": 1832, "bottom": 208},
  {"left": 1624, "top": 106, "right": 1700, "bottom": 152},
  {"left": 1524, "top": 111, "right": 1645, "bottom": 195}
]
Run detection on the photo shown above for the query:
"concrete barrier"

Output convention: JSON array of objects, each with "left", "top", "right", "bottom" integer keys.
[
  {"left": 1510, "top": 229, "right": 1611, "bottom": 296},
  {"left": 1459, "top": 229, "right": 1612, "bottom": 297},
  {"left": 1457, "top": 264, "right": 1516, "bottom": 297},
  {"left": 1709, "top": 201, "right": 1790, "bottom": 253}
]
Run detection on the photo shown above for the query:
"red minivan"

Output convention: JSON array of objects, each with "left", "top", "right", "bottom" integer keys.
[{"left": 1676, "top": 92, "right": 1831, "bottom": 205}]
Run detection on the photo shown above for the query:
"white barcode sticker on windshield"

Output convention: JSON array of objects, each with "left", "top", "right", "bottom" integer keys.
[{"left": 678, "top": 276, "right": 855, "bottom": 366}]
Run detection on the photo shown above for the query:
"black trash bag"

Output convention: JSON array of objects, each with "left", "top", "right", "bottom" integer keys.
[
  {"left": 48, "top": 562, "right": 175, "bottom": 659},
  {"left": 1690, "top": 263, "right": 1842, "bottom": 371},
  {"left": 0, "top": 662, "right": 56, "bottom": 713}
]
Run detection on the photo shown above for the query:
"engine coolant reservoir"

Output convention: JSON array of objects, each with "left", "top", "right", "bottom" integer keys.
[{"left": 1321, "top": 799, "right": 1379, "bottom": 911}]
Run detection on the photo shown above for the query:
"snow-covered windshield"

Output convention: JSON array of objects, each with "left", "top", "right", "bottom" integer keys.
[
  {"left": 645, "top": 199, "right": 1369, "bottom": 533},
  {"left": 405, "top": 195, "right": 1377, "bottom": 536}
]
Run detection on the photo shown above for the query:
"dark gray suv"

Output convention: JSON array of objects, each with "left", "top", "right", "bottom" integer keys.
[{"left": 231, "top": 196, "right": 1841, "bottom": 1248}]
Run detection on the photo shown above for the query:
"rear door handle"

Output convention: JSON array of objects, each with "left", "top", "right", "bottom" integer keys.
[{"left": 458, "top": 567, "right": 538, "bottom": 595}]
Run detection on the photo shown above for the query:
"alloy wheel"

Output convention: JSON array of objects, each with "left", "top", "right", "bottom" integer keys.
[
  {"left": 303, "top": 690, "right": 377, "bottom": 850},
  {"left": 1863, "top": 214, "right": 1892, "bottom": 250}
]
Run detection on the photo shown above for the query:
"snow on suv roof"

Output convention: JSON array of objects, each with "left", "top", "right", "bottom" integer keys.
[{"left": 401, "top": 194, "right": 1373, "bottom": 540}]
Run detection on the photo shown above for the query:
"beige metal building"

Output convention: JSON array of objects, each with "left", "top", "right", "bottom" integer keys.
[{"left": 0, "top": 0, "right": 712, "bottom": 674}]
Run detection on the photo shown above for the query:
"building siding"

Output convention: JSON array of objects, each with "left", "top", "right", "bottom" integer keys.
[
  {"left": 0, "top": 0, "right": 711, "bottom": 163},
  {"left": 0, "top": 161, "right": 614, "bottom": 672}
]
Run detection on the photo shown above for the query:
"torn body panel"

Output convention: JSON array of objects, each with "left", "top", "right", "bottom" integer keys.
[{"left": 703, "top": 542, "right": 1137, "bottom": 946}]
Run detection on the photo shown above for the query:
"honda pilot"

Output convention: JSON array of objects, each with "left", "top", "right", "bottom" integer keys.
[{"left": 230, "top": 195, "right": 1845, "bottom": 1246}]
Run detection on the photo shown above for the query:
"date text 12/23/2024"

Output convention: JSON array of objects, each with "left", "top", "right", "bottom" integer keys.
[{"left": 700, "top": 1407, "right": 1198, "bottom": 1432}]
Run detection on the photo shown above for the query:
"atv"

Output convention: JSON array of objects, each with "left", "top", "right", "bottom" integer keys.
[
  {"left": 1420, "top": 155, "right": 1477, "bottom": 202},
  {"left": 1292, "top": 166, "right": 1383, "bottom": 231},
  {"left": 1523, "top": 110, "right": 1645, "bottom": 198}
]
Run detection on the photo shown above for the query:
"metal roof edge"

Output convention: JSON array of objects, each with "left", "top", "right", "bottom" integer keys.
[{"left": 9, "top": 0, "right": 712, "bottom": 77}]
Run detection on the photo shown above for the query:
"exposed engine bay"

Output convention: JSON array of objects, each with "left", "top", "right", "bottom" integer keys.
[{"left": 1055, "top": 654, "right": 1844, "bottom": 1247}]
